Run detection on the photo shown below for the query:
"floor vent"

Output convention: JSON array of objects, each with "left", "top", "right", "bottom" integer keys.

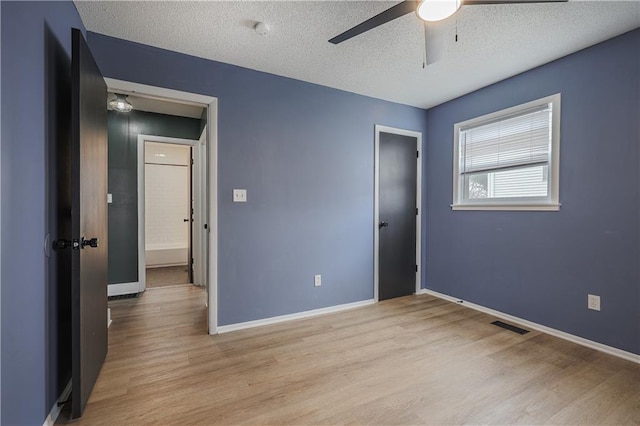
[
  {"left": 108, "top": 293, "right": 139, "bottom": 301},
  {"left": 491, "top": 320, "right": 529, "bottom": 335}
]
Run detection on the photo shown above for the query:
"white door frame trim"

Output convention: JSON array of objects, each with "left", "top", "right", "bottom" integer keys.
[
  {"left": 374, "top": 125, "right": 423, "bottom": 302},
  {"left": 104, "top": 78, "right": 219, "bottom": 334}
]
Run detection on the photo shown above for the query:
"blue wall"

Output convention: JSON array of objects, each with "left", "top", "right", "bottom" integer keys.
[
  {"left": 86, "top": 33, "right": 428, "bottom": 326},
  {"left": 424, "top": 29, "right": 640, "bottom": 355},
  {"left": 1, "top": 1, "right": 86, "bottom": 424}
]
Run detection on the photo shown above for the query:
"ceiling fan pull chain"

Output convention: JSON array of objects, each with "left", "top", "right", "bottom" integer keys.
[{"left": 455, "top": 19, "right": 459, "bottom": 42}]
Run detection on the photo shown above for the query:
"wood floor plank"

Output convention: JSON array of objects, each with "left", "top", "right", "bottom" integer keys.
[{"left": 63, "top": 285, "right": 639, "bottom": 425}]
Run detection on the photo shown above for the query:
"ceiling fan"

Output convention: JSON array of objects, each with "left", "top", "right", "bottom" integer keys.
[{"left": 329, "top": 0, "right": 568, "bottom": 63}]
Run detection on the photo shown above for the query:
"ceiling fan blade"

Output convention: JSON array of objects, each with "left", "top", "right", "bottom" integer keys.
[
  {"left": 463, "top": 0, "right": 568, "bottom": 5},
  {"left": 329, "top": 0, "right": 418, "bottom": 44}
]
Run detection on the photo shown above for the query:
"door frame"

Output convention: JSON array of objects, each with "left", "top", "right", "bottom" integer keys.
[
  {"left": 104, "top": 78, "right": 219, "bottom": 334},
  {"left": 374, "top": 125, "right": 422, "bottom": 302},
  {"left": 195, "top": 127, "right": 208, "bottom": 291},
  {"left": 137, "top": 135, "right": 200, "bottom": 292}
]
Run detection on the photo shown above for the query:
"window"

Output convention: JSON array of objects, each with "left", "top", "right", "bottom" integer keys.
[{"left": 452, "top": 94, "right": 561, "bottom": 211}]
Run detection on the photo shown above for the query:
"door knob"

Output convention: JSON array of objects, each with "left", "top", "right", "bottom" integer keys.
[
  {"left": 81, "top": 237, "right": 99, "bottom": 248},
  {"left": 379, "top": 221, "right": 389, "bottom": 229},
  {"left": 183, "top": 218, "right": 189, "bottom": 222}
]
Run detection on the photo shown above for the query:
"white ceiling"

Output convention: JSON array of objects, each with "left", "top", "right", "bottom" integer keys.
[{"left": 77, "top": 1, "right": 640, "bottom": 110}]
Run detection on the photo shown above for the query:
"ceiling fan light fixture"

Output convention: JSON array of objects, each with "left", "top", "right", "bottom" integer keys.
[
  {"left": 108, "top": 93, "right": 133, "bottom": 112},
  {"left": 416, "top": 0, "right": 462, "bottom": 22}
]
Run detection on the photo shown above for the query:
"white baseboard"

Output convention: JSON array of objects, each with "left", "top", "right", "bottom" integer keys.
[
  {"left": 145, "top": 262, "right": 188, "bottom": 269},
  {"left": 145, "top": 247, "right": 188, "bottom": 268},
  {"left": 417, "top": 288, "right": 640, "bottom": 364},
  {"left": 217, "top": 299, "right": 376, "bottom": 334},
  {"left": 108, "top": 281, "right": 142, "bottom": 297},
  {"left": 43, "top": 379, "right": 72, "bottom": 426}
]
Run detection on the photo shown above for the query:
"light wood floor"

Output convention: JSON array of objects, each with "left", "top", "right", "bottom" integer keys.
[
  {"left": 71, "top": 286, "right": 639, "bottom": 425},
  {"left": 145, "top": 266, "right": 190, "bottom": 288}
]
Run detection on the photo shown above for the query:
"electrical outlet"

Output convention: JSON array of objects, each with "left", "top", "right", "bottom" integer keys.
[
  {"left": 588, "top": 294, "right": 601, "bottom": 311},
  {"left": 314, "top": 274, "right": 322, "bottom": 287}
]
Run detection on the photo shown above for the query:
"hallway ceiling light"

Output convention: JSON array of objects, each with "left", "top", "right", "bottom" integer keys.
[{"left": 108, "top": 93, "right": 133, "bottom": 112}]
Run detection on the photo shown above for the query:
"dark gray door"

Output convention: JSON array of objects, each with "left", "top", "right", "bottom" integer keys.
[
  {"left": 71, "top": 28, "right": 108, "bottom": 419},
  {"left": 378, "top": 131, "right": 417, "bottom": 301}
]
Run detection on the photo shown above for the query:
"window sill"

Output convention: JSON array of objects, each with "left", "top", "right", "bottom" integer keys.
[{"left": 451, "top": 203, "right": 561, "bottom": 211}]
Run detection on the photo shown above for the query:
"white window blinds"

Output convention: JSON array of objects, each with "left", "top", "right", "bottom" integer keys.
[
  {"left": 459, "top": 103, "right": 552, "bottom": 175},
  {"left": 452, "top": 93, "right": 561, "bottom": 210}
]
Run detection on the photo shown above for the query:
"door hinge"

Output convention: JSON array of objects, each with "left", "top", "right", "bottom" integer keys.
[
  {"left": 417, "top": 151, "right": 419, "bottom": 158},
  {"left": 416, "top": 264, "right": 418, "bottom": 272},
  {"left": 416, "top": 207, "right": 419, "bottom": 215},
  {"left": 191, "top": 158, "right": 194, "bottom": 165}
]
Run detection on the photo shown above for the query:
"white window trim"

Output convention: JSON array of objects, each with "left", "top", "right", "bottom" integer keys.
[{"left": 452, "top": 93, "right": 561, "bottom": 211}]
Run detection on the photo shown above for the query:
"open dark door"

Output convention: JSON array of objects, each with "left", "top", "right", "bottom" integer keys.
[{"left": 71, "top": 28, "right": 108, "bottom": 419}]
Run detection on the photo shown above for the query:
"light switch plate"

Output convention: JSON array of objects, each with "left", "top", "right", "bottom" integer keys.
[
  {"left": 588, "top": 294, "right": 601, "bottom": 311},
  {"left": 107, "top": 193, "right": 113, "bottom": 204},
  {"left": 233, "top": 189, "right": 247, "bottom": 203}
]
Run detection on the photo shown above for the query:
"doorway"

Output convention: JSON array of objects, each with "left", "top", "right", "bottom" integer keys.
[
  {"left": 374, "top": 125, "right": 422, "bottom": 301},
  {"left": 105, "top": 78, "right": 218, "bottom": 334},
  {"left": 106, "top": 106, "right": 204, "bottom": 296},
  {"left": 143, "top": 140, "right": 196, "bottom": 288},
  {"left": 138, "top": 135, "right": 206, "bottom": 290}
]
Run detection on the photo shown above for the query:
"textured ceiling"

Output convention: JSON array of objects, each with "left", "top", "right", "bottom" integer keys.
[{"left": 76, "top": 1, "right": 640, "bottom": 109}]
